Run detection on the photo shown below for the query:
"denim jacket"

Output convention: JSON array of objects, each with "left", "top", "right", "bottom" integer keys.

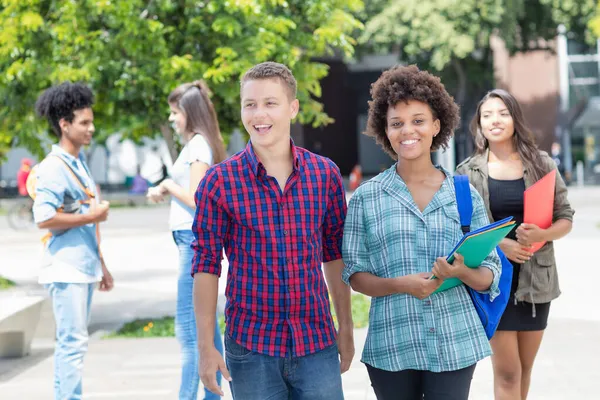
[
  {"left": 456, "top": 149, "right": 574, "bottom": 305},
  {"left": 32, "top": 145, "right": 101, "bottom": 277}
]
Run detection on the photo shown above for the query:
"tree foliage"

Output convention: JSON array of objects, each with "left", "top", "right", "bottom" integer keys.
[
  {"left": 361, "top": 0, "right": 595, "bottom": 72},
  {"left": 359, "top": 0, "right": 595, "bottom": 159},
  {"left": 0, "top": 0, "right": 363, "bottom": 158},
  {"left": 589, "top": 0, "right": 600, "bottom": 37}
]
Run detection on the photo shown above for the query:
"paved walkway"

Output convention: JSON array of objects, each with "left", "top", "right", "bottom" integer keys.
[{"left": 1, "top": 317, "right": 599, "bottom": 399}]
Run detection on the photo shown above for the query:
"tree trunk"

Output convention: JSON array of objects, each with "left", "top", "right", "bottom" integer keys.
[
  {"left": 452, "top": 58, "right": 467, "bottom": 106},
  {"left": 451, "top": 58, "right": 469, "bottom": 162},
  {"left": 160, "top": 123, "right": 179, "bottom": 163}
]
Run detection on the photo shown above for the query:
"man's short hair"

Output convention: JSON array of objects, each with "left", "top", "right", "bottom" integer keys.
[{"left": 241, "top": 62, "right": 297, "bottom": 99}]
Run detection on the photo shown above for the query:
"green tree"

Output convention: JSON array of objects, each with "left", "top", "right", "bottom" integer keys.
[
  {"left": 589, "top": 0, "right": 600, "bottom": 37},
  {"left": 0, "top": 0, "right": 363, "bottom": 159},
  {"left": 359, "top": 0, "right": 595, "bottom": 158}
]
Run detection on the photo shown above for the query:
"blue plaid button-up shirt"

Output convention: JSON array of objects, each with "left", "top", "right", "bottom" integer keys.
[{"left": 342, "top": 165, "right": 501, "bottom": 372}]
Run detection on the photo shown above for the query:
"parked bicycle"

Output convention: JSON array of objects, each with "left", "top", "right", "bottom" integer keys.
[{"left": 7, "top": 199, "right": 34, "bottom": 230}]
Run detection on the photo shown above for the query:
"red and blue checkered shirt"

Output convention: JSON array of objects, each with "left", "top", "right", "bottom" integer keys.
[{"left": 191, "top": 141, "right": 347, "bottom": 358}]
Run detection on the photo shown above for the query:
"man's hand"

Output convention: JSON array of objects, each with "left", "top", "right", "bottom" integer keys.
[
  {"left": 516, "top": 223, "right": 546, "bottom": 247},
  {"left": 199, "top": 345, "right": 231, "bottom": 396},
  {"left": 431, "top": 253, "right": 468, "bottom": 280},
  {"left": 404, "top": 272, "right": 443, "bottom": 300},
  {"left": 337, "top": 328, "right": 355, "bottom": 374},
  {"left": 99, "top": 261, "right": 114, "bottom": 292},
  {"left": 499, "top": 238, "right": 533, "bottom": 264},
  {"left": 91, "top": 200, "right": 110, "bottom": 223}
]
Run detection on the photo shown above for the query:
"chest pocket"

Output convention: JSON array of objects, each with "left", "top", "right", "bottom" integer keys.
[{"left": 440, "top": 203, "right": 463, "bottom": 250}]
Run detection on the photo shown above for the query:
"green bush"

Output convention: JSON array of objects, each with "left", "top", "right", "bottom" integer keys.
[
  {"left": 0, "top": 277, "right": 15, "bottom": 290},
  {"left": 104, "top": 316, "right": 175, "bottom": 338}
]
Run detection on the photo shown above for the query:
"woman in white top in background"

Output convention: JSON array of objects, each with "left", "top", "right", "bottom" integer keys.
[{"left": 147, "top": 80, "right": 227, "bottom": 400}]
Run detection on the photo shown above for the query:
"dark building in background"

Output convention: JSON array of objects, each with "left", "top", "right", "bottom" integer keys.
[
  {"left": 300, "top": 56, "right": 398, "bottom": 176},
  {"left": 301, "top": 42, "right": 583, "bottom": 178}
]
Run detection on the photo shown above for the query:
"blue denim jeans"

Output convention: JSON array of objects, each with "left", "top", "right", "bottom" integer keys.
[
  {"left": 173, "top": 230, "right": 223, "bottom": 400},
  {"left": 224, "top": 334, "right": 344, "bottom": 400},
  {"left": 45, "top": 282, "right": 95, "bottom": 400}
]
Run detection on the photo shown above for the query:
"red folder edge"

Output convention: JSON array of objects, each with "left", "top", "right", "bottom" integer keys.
[{"left": 523, "top": 169, "right": 556, "bottom": 252}]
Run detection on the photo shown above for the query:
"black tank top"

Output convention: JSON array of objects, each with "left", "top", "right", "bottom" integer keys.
[{"left": 488, "top": 177, "right": 525, "bottom": 241}]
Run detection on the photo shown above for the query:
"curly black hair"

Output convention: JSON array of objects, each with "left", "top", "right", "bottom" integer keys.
[
  {"left": 35, "top": 82, "right": 94, "bottom": 138},
  {"left": 365, "top": 65, "right": 460, "bottom": 159}
]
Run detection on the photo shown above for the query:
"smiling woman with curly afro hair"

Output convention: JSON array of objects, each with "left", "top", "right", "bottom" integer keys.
[
  {"left": 365, "top": 64, "right": 460, "bottom": 159},
  {"left": 342, "top": 64, "right": 501, "bottom": 400}
]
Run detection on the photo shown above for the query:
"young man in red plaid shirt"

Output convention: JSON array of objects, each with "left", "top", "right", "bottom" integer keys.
[{"left": 191, "top": 62, "right": 354, "bottom": 399}]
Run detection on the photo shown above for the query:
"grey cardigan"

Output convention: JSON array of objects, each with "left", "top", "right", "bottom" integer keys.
[{"left": 456, "top": 149, "right": 574, "bottom": 306}]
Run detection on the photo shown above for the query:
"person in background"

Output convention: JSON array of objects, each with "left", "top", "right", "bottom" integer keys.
[
  {"left": 129, "top": 167, "right": 149, "bottom": 195},
  {"left": 17, "top": 158, "right": 34, "bottom": 197},
  {"left": 456, "top": 89, "right": 574, "bottom": 400},
  {"left": 33, "top": 82, "right": 113, "bottom": 400},
  {"left": 146, "top": 80, "right": 227, "bottom": 400}
]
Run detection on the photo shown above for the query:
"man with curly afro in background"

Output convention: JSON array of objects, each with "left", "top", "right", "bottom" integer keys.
[{"left": 33, "top": 82, "right": 114, "bottom": 400}]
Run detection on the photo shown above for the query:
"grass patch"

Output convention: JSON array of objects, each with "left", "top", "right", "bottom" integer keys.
[
  {"left": 0, "top": 276, "right": 16, "bottom": 290},
  {"left": 0, "top": 208, "right": 6, "bottom": 216},
  {"left": 349, "top": 293, "right": 370, "bottom": 329},
  {"left": 106, "top": 294, "right": 370, "bottom": 339},
  {"left": 108, "top": 201, "right": 152, "bottom": 209},
  {"left": 105, "top": 316, "right": 175, "bottom": 338}
]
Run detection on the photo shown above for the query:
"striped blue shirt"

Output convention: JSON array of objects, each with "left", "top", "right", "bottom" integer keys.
[{"left": 342, "top": 165, "right": 501, "bottom": 372}]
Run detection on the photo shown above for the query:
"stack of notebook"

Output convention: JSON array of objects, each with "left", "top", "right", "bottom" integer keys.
[{"left": 433, "top": 217, "right": 516, "bottom": 293}]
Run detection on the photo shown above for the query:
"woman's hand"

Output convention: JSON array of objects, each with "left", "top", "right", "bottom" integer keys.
[
  {"left": 159, "top": 178, "right": 175, "bottom": 193},
  {"left": 146, "top": 185, "right": 166, "bottom": 203},
  {"left": 499, "top": 238, "right": 533, "bottom": 264},
  {"left": 515, "top": 223, "right": 547, "bottom": 247},
  {"left": 403, "top": 273, "right": 443, "bottom": 300},
  {"left": 431, "top": 253, "right": 467, "bottom": 280}
]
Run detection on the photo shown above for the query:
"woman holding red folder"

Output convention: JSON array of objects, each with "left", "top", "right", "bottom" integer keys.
[{"left": 456, "top": 89, "right": 574, "bottom": 400}]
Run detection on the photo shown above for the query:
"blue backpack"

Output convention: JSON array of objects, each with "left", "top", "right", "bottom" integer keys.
[{"left": 453, "top": 175, "right": 513, "bottom": 340}]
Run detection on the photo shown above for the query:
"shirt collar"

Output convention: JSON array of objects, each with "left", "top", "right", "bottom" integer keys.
[
  {"left": 469, "top": 148, "right": 528, "bottom": 173},
  {"left": 374, "top": 164, "right": 454, "bottom": 216},
  {"left": 245, "top": 139, "right": 301, "bottom": 177},
  {"left": 377, "top": 163, "right": 453, "bottom": 186},
  {"left": 50, "top": 144, "right": 86, "bottom": 164}
]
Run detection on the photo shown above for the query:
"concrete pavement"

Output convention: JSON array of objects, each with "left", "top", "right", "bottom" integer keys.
[{"left": 0, "top": 186, "right": 599, "bottom": 399}]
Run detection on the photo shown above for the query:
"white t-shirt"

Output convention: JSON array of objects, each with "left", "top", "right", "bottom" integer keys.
[{"left": 169, "top": 134, "right": 213, "bottom": 231}]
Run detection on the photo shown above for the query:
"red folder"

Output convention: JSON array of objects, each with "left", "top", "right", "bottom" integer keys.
[{"left": 523, "top": 169, "right": 556, "bottom": 252}]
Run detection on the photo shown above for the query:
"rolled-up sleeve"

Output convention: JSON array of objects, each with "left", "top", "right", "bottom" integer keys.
[
  {"left": 32, "top": 161, "right": 64, "bottom": 224},
  {"left": 341, "top": 191, "right": 374, "bottom": 285},
  {"left": 322, "top": 162, "right": 347, "bottom": 262},
  {"left": 191, "top": 168, "right": 229, "bottom": 277},
  {"left": 470, "top": 186, "right": 501, "bottom": 300}
]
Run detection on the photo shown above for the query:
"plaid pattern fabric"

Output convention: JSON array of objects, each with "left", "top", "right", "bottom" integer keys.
[
  {"left": 342, "top": 165, "right": 501, "bottom": 372},
  {"left": 192, "top": 141, "right": 347, "bottom": 358}
]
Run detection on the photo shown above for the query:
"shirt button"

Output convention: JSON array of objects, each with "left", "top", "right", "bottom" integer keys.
[
  {"left": 283, "top": 230, "right": 288, "bottom": 235},
  {"left": 424, "top": 300, "right": 431, "bottom": 305},
  {"left": 429, "top": 328, "right": 435, "bottom": 333}
]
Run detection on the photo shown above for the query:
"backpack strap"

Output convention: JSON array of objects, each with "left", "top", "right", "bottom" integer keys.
[
  {"left": 49, "top": 155, "right": 95, "bottom": 199},
  {"left": 453, "top": 175, "right": 472, "bottom": 234},
  {"left": 39, "top": 156, "right": 102, "bottom": 254}
]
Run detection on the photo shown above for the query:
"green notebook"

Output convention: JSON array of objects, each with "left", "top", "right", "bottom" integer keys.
[{"left": 432, "top": 218, "right": 515, "bottom": 293}]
